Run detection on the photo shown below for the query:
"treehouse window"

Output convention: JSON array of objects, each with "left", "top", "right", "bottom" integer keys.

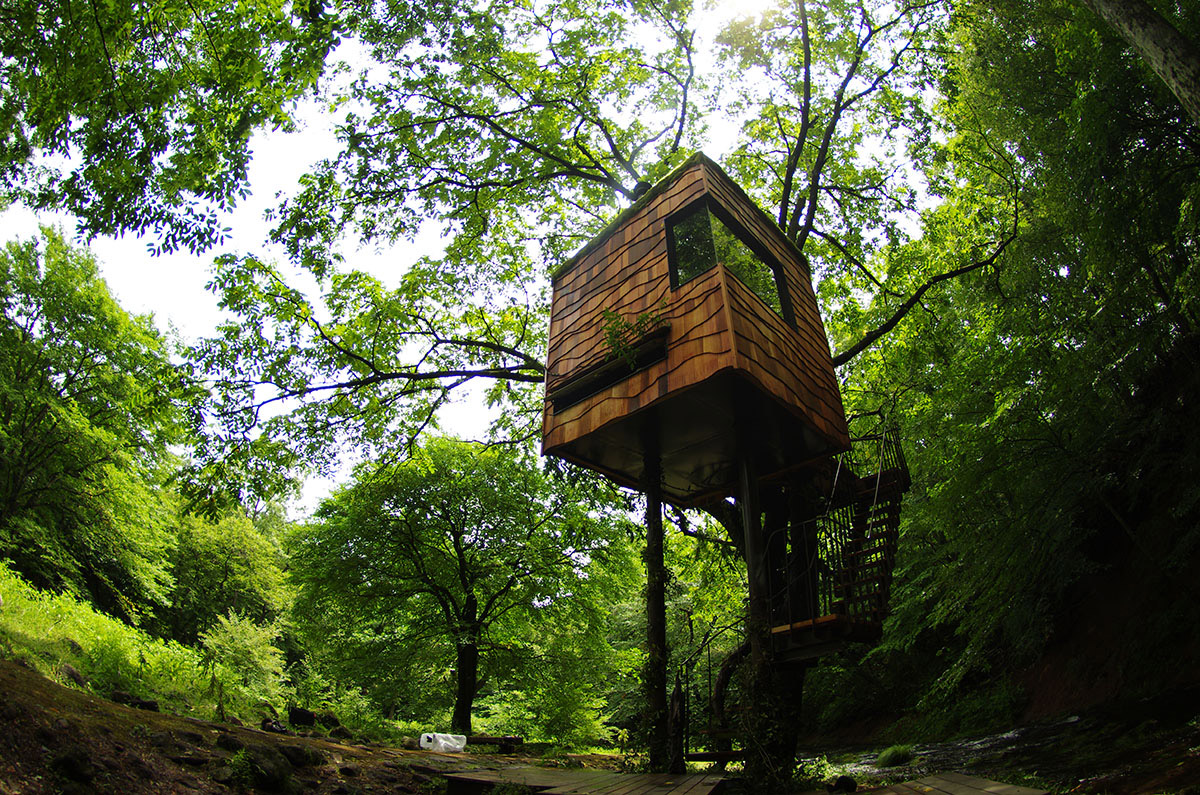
[{"left": 667, "top": 201, "right": 785, "bottom": 316}]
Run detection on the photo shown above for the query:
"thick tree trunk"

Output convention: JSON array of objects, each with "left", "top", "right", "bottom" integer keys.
[
  {"left": 739, "top": 474, "right": 824, "bottom": 790},
  {"left": 737, "top": 459, "right": 796, "bottom": 790},
  {"left": 1079, "top": 0, "right": 1200, "bottom": 126},
  {"left": 642, "top": 430, "right": 670, "bottom": 771},
  {"left": 451, "top": 596, "right": 480, "bottom": 735},
  {"left": 451, "top": 640, "right": 478, "bottom": 735}
]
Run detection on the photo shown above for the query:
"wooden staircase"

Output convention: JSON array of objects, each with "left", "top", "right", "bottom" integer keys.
[{"left": 770, "top": 430, "right": 910, "bottom": 662}]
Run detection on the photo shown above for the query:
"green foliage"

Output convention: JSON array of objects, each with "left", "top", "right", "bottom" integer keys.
[
  {"left": 875, "top": 744, "right": 913, "bottom": 767},
  {"left": 0, "top": 228, "right": 183, "bottom": 622},
  {"left": 186, "top": 0, "right": 701, "bottom": 500},
  {"left": 289, "top": 436, "right": 633, "bottom": 740},
  {"left": 0, "top": 560, "right": 205, "bottom": 714},
  {"left": 821, "top": 0, "right": 1200, "bottom": 734},
  {"left": 0, "top": 0, "right": 337, "bottom": 252},
  {"left": 164, "top": 509, "right": 288, "bottom": 644},
  {"left": 600, "top": 302, "right": 668, "bottom": 369},
  {"left": 200, "top": 612, "right": 287, "bottom": 714}
]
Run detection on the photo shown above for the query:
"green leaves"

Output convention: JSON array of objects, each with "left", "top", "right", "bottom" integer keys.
[
  {"left": 287, "top": 436, "right": 630, "bottom": 739},
  {"left": 0, "top": 0, "right": 338, "bottom": 252},
  {"left": 0, "top": 228, "right": 184, "bottom": 621}
]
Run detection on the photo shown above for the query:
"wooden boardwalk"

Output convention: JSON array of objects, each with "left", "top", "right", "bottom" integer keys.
[
  {"left": 444, "top": 766, "right": 725, "bottom": 794},
  {"left": 867, "top": 771, "right": 1049, "bottom": 794}
]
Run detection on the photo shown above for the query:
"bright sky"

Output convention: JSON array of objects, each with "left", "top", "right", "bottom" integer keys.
[{"left": 0, "top": 2, "right": 768, "bottom": 514}]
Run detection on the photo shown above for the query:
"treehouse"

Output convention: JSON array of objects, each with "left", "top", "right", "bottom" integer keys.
[
  {"left": 541, "top": 152, "right": 909, "bottom": 659},
  {"left": 543, "top": 152, "right": 849, "bottom": 505}
]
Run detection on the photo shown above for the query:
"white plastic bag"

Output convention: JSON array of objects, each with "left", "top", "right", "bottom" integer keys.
[{"left": 419, "top": 732, "right": 467, "bottom": 752}]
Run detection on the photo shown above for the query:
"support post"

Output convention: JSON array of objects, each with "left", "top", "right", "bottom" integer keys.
[
  {"left": 738, "top": 462, "right": 811, "bottom": 790},
  {"left": 642, "top": 423, "right": 669, "bottom": 772}
]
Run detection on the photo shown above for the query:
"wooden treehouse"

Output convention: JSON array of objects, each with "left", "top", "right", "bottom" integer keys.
[{"left": 541, "top": 151, "right": 910, "bottom": 658}]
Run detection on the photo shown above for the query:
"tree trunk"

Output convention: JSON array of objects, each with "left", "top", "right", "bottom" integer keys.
[
  {"left": 667, "top": 673, "right": 686, "bottom": 774},
  {"left": 452, "top": 596, "right": 480, "bottom": 735},
  {"left": 739, "top": 474, "right": 824, "bottom": 791},
  {"left": 642, "top": 429, "right": 670, "bottom": 771},
  {"left": 451, "top": 639, "right": 478, "bottom": 735},
  {"left": 1078, "top": 0, "right": 1200, "bottom": 126}
]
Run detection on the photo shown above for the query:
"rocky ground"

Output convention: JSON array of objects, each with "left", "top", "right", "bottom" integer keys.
[
  {"left": 4, "top": 656, "right": 1200, "bottom": 794},
  {"left": 797, "top": 686, "right": 1200, "bottom": 794},
  {"left": 0, "top": 657, "right": 546, "bottom": 794}
]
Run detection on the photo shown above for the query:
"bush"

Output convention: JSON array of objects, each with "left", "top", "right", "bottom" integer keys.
[
  {"left": 876, "top": 744, "right": 913, "bottom": 767},
  {"left": 200, "top": 612, "right": 286, "bottom": 718}
]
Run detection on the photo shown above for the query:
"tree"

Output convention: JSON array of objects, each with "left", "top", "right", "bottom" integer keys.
[
  {"left": 164, "top": 508, "right": 288, "bottom": 645},
  {"left": 0, "top": 228, "right": 183, "bottom": 621},
  {"left": 817, "top": 0, "right": 1200, "bottom": 734},
  {"left": 0, "top": 0, "right": 340, "bottom": 253},
  {"left": 180, "top": 0, "right": 1003, "bottom": 781},
  {"left": 288, "top": 436, "right": 628, "bottom": 735},
  {"left": 1076, "top": 0, "right": 1200, "bottom": 126}
]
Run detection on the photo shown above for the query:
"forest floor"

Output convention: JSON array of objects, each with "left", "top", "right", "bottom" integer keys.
[
  {"left": 2, "top": 656, "right": 1199, "bottom": 794},
  {"left": 796, "top": 686, "right": 1200, "bottom": 794}
]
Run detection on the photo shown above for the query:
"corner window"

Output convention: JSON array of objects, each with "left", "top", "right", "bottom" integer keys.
[{"left": 667, "top": 200, "right": 786, "bottom": 317}]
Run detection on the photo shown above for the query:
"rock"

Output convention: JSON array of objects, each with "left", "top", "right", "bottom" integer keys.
[
  {"left": 212, "top": 765, "right": 235, "bottom": 785},
  {"left": 316, "top": 711, "right": 341, "bottom": 729},
  {"left": 328, "top": 726, "right": 353, "bottom": 740},
  {"left": 59, "top": 663, "right": 87, "bottom": 688},
  {"left": 216, "top": 733, "right": 245, "bottom": 752},
  {"left": 179, "top": 730, "right": 206, "bottom": 746},
  {"left": 226, "top": 715, "right": 243, "bottom": 727},
  {"left": 65, "top": 638, "right": 83, "bottom": 655},
  {"left": 339, "top": 763, "right": 360, "bottom": 777},
  {"left": 112, "top": 690, "right": 159, "bottom": 712},
  {"left": 148, "top": 731, "right": 175, "bottom": 748},
  {"left": 278, "top": 743, "right": 326, "bottom": 768},
  {"left": 399, "top": 736, "right": 420, "bottom": 750},
  {"left": 48, "top": 744, "right": 94, "bottom": 783},
  {"left": 828, "top": 774, "right": 857, "bottom": 793},
  {"left": 261, "top": 718, "right": 288, "bottom": 734},
  {"left": 242, "top": 743, "right": 294, "bottom": 791},
  {"left": 288, "top": 705, "right": 316, "bottom": 727}
]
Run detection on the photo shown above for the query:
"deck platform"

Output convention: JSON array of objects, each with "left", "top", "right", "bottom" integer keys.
[
  {"left": 866, "top": 771, "right": 1048, "bottom": 794},
  {"left": 444, "top": 766, "right": 725, "bottom": 794}
]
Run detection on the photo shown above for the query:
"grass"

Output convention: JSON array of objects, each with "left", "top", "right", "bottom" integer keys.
[
  {"left": 876, "top": 744, "right": 914, "bottom": 767},
  {"left": 0, "top": 561, "right": 219, "bottom": 718}
]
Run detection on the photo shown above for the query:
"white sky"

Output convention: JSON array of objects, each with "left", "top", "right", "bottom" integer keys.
[{"left": 0, "top": 1, "right": 769, "bottom": 515}]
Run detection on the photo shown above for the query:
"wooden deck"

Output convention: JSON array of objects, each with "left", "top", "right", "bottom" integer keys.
[
  {"left": 866, "top": 771, "right": 1049, "bottom": 794},
  {"left": 444, "top": 766, "right": 725, "bottom": 794}
]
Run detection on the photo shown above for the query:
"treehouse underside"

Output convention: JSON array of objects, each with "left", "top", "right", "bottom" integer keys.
[{"left": 545, "top": 370, "right": 845, "bottom": 508}]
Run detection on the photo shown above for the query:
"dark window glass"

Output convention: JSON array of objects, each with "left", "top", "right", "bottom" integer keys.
[
  {"left": 668, "top": 202, "right": 784, "bottom": 316},
  {"left": 670, "top": 204, "right": 718, "bottom": 284},
  {"left": 712, "top": 215, "right": 781, "bottom": 313}
]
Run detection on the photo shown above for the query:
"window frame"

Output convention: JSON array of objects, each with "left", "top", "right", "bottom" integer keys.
[{"left": 665, "top": 197, "right": 797, "bottom": 328}]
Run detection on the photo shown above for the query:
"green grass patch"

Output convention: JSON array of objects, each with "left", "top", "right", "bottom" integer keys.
[{"left": 876, "top": 744, "right": 914, "bottom": 767}]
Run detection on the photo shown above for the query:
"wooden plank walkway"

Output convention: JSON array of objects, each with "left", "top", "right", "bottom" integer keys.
[
  {"left": 867, "top": 771, "right": 1048, "bottom": 795},
  {"left": 444, "top": 766, "right": 725, "bottom": 794}
]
